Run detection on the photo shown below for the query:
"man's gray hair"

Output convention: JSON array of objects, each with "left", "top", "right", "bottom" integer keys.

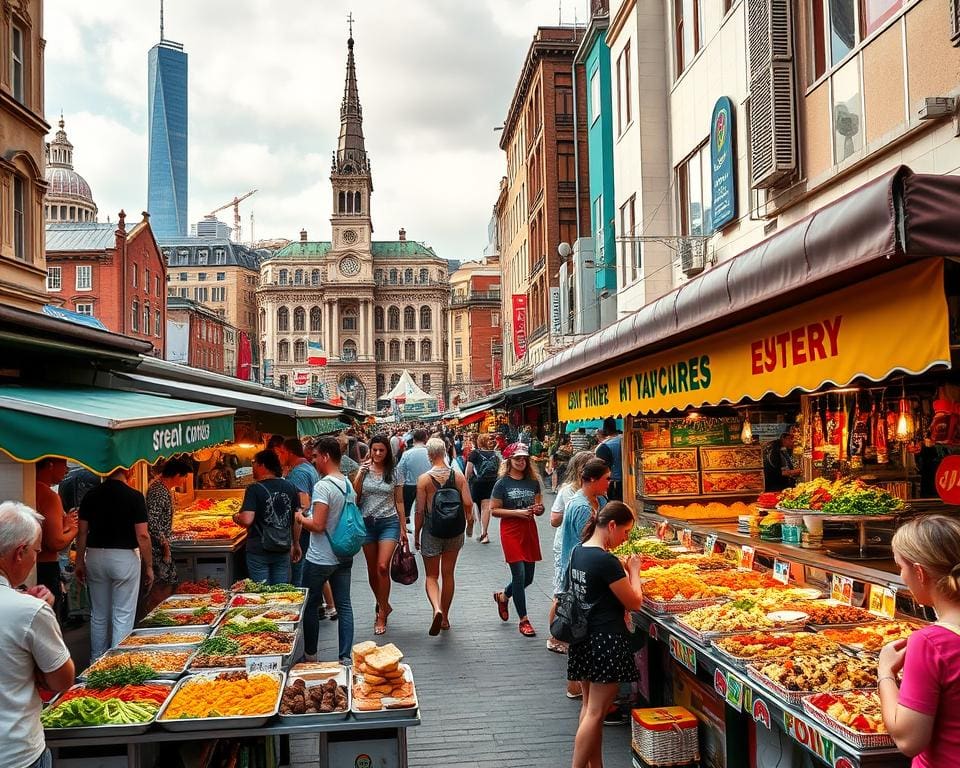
[
  {"left": 426, "top": 438, "right": 447, "bottom": 461},
  {"left": 0, "top": 501, "right": 43, "bottom": 556}
]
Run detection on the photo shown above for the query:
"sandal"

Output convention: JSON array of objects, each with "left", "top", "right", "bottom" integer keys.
[
  {"left": 494, "top": 592, "right": 509, "bottom": 622},
  {"left": 374, "top": 610, "right": 388, "bottom": 635},
  {"left": 518, "top": 618, "right": 537, "bottom": 637},
  {"left": 546, "top": 637, "right": 568, "bottom": 654},
  {"left": 429, "top": 610, "right": 443, "bottom": 636},
  {"left": 478, "top": 533, "right": 489, "bottom": 544}
]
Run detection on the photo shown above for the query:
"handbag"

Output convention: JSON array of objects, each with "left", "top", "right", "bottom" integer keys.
[
  {"left": 550, "top": 549, "right": 594, "bottom": 645},
  {"left": 390, "top": 535, "right": 419, "bottom": 585}
]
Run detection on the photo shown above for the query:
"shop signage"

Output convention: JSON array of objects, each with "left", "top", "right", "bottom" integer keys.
[
  {"left": 713, "top": 669, "right": 726, "bottom": 697},
  {"left": 935, "top": 455, "right": 960, "bottom": 504},
  {"left": 704, "top": 533, "right": 719, "bottom": 554},
  {"left": 868, "top": 584, "right": 897, "bottom": 618},
  {"left": 710, "top": 96, "right": 737, "bottom": 230},
  {"left": 668, "top": 635, "right": 697, "bottom": 674},
  {"left": 772, "top": 559, "right": 791, "bottom": 584},
  {"left": 512, "top": 294, "right": 528, "bottom": 359},
  {"left": 550, "top": 287, "right": 562, "bottom": 337},
  {"left": 724, "top": 671, "right": 745, "bottom": 711},
  {"left": 738, "top": 545, "right": 755, "bottom": 571},
  {"left": 831, "top": 575, "right": 854, "bottom": 605},
  {"left": 752, "top": 697, "right": 772, "bottom": 729},
  {"left": 556, "top": 261, "right": 949, "bottom": 420},
  {"left": 783, "top": 712, "right": 838, "bottom": 765},
  {"left": 151, "top": 421, "right": 213, "bottom": 452},
  {"left": 648, "top": 622, "right": 659, "bottom": 640},
  {"left": 670, "top": 424, "right": 729, "bottom": 447},
  {"left": 246, "top": 655, "right": 282, "bottom": 673}
]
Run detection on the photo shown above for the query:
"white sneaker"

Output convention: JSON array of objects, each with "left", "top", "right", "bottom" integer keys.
[{"left": 324, "top": 607, "right": 338, "bottom": 620}]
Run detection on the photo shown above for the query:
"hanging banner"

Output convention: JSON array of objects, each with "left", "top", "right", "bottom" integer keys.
[
  {"left": 711, "top": 96, "right": 737, "bottom": 230},
  {"left": 557, "top": 261, "right": 950, "bottom": 420},
  {"left": 550, "top": 287, "right": 562, "bottom": 337},
  {"left": 493, "top": 356, "right": 503, "bottom": 390},
  {"left": 512, "top": 294, "right": 528, "bottom": 359}
]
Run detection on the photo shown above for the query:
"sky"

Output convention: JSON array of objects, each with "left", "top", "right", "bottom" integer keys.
[{"left": 45, "top": 0, "right": 590, "bottom": 261}]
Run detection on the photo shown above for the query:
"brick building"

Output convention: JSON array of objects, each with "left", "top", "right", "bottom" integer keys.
[
  {"left": 447, "top": 257, "right": 501, "bottom": 405},
  {"left": 45, "top": 211, "right": 166, "bottom": 353},
  {"left": 498, "top": 26, "right": 591, "bottom": 385},
  {"left": 165, "top": 295, "right": 227, "bottom": 374}
]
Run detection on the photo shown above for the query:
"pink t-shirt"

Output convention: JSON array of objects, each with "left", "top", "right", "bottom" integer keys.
[{"left": 898, "top": 624, "right": 960, "bottom": 768}]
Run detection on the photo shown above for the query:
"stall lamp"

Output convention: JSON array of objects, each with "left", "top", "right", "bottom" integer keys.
[
  {"left": 896, "top": 401, "right": 911, "bottom": 440},
  {"left": 741, "top": 413, "right": 753, "bottom": 444},
  {"left": 686, "top": 411, "right": 702, "bottom": 422}
]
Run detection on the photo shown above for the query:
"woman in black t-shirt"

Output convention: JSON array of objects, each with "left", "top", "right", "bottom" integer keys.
[
  {"left": 566, "top": 501, "right": 644, "bottom": 768},
  {"left": 464, "top": 433, "right": 501, "bottom": 544}
]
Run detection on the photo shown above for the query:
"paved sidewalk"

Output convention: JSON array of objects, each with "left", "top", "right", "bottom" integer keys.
[{"left": 321, "top": 491, "right": 634, "bottom": 768}]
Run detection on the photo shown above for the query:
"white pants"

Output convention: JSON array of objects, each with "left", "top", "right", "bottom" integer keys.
[{"left": 85, "top": 547, "right": 141, "bottom": 661}]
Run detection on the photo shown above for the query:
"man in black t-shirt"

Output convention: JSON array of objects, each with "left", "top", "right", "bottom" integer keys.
[{"left": 235, "top": 450, "right": 302, "bottom": 585}]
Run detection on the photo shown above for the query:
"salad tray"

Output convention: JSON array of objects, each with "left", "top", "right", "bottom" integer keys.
[
  {"left": 642, "top": 596, "right": 725, "bottom": 616},
  {"left": 155, "top": 670, "right": 286, "bottom": 731},
  {"left": 42, "top": 680, "right": 174, "bottom": 738}
]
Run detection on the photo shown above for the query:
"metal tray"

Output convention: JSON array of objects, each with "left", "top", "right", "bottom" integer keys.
[
  {"left": 42, "top": 680, "right": 174, "bottom": 738},
  {"left": 138, "top": 607, "right": 223, "bottom": 631},
  {"left": 277, "top": 665, "right": 351, "bottom": 723},
  {"left": 216, "top": 602, "right": 305, "bottom": 628},
  {"left": 710, "top": 632, "right": 840, "bottom": 669},
  {"left": 189, "top": 639, "right": 298, "bottom": 671},
  {"left": 229, "top": 588, "right": 307, "bottom": 606},
  {"left": 79, "top": 646, "right": 197, "bottom": 681},
  {"left": 157, "top": 595, "right": 229, "bottom": 612},
  {"left": 641, "top": 595, "right": 726, "bottom": 615},
  {"left": 213, "top": 621, "right": 298, "bottom": 638},
  {"left": 351, "top": 663, "right": 418, "bottom": 720},
  {"left": 155, "top": 670, "right": 286, "bottom": 730},
  {"left": 118, "top": 627, "right": 211, "bottom": 649},
  {"left": 745, "top": 660, "right": 877, "bottom": 707},
  {"left": 800, "top": 692, "right": 894, "bottom": 750}
]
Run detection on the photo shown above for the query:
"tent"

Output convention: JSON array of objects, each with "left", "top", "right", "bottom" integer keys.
[{"left": 383, "top": 370, "right": 433, "bottom": 403}]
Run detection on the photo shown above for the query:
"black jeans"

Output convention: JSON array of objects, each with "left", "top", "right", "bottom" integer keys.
[
  {"left": 402, "top": 485, "right": 417, "bottom": 521},
  {"left": 36, "top": 561, "right": 63, "bottom": 622},
  {"left": 504, "top": 561, "right": 536, "bottom": 618},
  {"left": 607, "top": 480, "right": 623, "bottom": 502}
]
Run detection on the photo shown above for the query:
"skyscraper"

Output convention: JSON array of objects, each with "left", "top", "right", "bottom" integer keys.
[{"left": 147, "top": 32, "right": 188, "bottom": 238}]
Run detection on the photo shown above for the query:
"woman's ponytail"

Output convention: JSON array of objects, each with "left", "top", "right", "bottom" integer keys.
[{"left": 581, "top": 501, "right": 635, "bottom": 542}]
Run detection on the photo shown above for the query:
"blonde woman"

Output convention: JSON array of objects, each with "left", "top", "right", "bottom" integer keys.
[
  {"left": 878, "top": 515, "right": 960, "bottom": 765},
  {"left": 464, "top": 433, "right": 502, "bottom": 543}
]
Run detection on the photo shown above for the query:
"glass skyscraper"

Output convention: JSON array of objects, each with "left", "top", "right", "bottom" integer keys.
[{"left": 147, "top": 39, "right": 188, "bottom": 238}]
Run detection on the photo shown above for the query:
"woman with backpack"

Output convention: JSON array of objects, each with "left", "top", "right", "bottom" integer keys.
[
  {"left": 354, "top": 434, "right": 405, "bottom": 636},
  {"left": 491, "top": 443, "right": 545, "bottom": 637},
  {"left": 415, "top": 438, "right": 474, "bottom": 636},
  {"left": 465, "top": 433, "right": 501, "bottom": 544}
]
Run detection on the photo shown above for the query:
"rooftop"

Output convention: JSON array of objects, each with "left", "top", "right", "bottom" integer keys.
[
  {"left": 269, "top": 240, "right": 441, "bottom": 261},
  {"left": 46, "top": 222, "right": 116, "bottom": 252},
  {"left": 158, "top": 237, "right": 265, "bottom": 271}
]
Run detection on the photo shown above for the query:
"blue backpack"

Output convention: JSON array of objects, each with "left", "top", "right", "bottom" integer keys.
[{"left": 323, "top": 477, "right": 365, "bottom": 558}]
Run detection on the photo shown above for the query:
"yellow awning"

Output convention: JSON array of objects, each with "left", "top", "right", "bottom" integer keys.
[{"left": 557, "top": 260, "right": 950, "bottom": 420}]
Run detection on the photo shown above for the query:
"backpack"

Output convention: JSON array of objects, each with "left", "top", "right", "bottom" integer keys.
[
  {"left": 256, "top": 482, "right": 294, "bottom": 553},
  {"left": 476, "top": 451, "right": 500, "bottom": 481},
  {"left": 550, "top": 547, "right": 595, "bottom": 645},
  {"left": 427, "top": 470, "right": 466, "bottom": 538},
  {"left": 322, "top": 477, "right": 365, "bottom": 558}
]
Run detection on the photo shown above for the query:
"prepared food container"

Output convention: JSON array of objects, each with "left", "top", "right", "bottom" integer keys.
[
  {"left": 138, "top": 607, "right": 222, "bottom": 630},
  {"left": 79, "top": 647, "right": 196, "bottom": 681},
  {"left": 801, "top": 691, "right": 894, "bottom": 750},
  {"left": 41, "top": 680, "right": 174, "bottom": 738},
  {"left": 277, "top": 664, "right": 351, "bottom": 723},
  {"left": 118, "top": 627, "right": 210, "bottom": 648},
  {"left": 351, "top": 663, "right": 418, "bottom": 720},
  {"left": 155, "top": 670, "right": 285, "bottom": 730}
]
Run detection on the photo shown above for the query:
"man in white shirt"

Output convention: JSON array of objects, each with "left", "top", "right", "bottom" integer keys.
[{"left": 0, "top": 501, "right": 75, "bottom": 768}]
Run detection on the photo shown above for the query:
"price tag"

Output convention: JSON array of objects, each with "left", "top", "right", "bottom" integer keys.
[
  {"left": 704, "top": 533, "right": 719, "bottom": 554},
  {"left": 868, "top": 584, "right": 897, "bottom": 618},
  {"left": 668, "top": 635, "right": 697, "bottom": 674},
  {"left": 772, "top": 559, "right": 791, "bottom": 585},
  {"left": 739, "top": 545, "right": 755, "bottom": 571},
  {"left": 245, "top": 655, "right": 282, "bottom": 674},
  {"left": 656, "top": 522, "right": 671, "bottom": 541},
  {"left": 681, "top": 528, "right": 694, "bottom": 549},
  {"left": 831, "top": 575, "right": 854, "bottom": 605},
  {"left": 724, "top": 671, "right": 745, "bottom": 712}
]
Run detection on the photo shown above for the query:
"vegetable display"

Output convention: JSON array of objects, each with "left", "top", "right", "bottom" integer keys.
[
  {"left": 159, "top": 671, "right": 281, "bottom": 719},
  {"left": 56, "top": 684, "right": 170, "bottom": 706},
  {"left": 778, "top": 478, "right": 903, "bottom": 515},
  {"left": 218, "top": 617, "right": 281, "bottom": 636},
  {"left": 173, "top": 498, "right": 244, "bottom": 542},
  {"left": 197, "top": 636, "right": 241, "bottom": 656},
  {"left": 613, "top": 538, "right": 675, "bottom": 559},
  {"left": 42, "top": 698, "right": 160, "bottom": 728},
  {"left": 85, "top": 664, "right": 157, "bottom": 689},
  {"left": 85, "top": 652, "right": 190, "bottom": 677},
  {"left": 230, "top": 580, "right": 298, "bottom": 594},
  {"left": 175, "top": 579, "right": 223, "bottom": 595},
  {"left": 159, "top": 592, "right": 228, "bottom": 610},
  {"left": 141, "top": 608, "right": 218, "bottom": 627}
]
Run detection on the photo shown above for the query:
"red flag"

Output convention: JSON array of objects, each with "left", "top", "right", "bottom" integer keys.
[{"left": 512, "top": 294, "right": 527, "bottom": 360}]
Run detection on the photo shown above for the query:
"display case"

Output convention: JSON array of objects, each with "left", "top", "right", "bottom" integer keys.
[
  {"left": 700, "top": 445, "right": 762, "bottom": 470},
  {"left": 641, "top": 472, "right": 701, "bottom": 497},
  {"left": 641, "top": 449, "right": 699, "bottom": 472}
]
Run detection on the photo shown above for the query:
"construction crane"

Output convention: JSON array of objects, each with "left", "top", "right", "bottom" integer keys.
[{"left": 207, "top": 189, "right": 257, "bottom": 243}]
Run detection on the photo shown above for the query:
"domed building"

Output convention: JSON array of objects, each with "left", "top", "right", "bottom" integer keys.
[{"left": 45, "top": 116, "right": 98, "bottom": 223}]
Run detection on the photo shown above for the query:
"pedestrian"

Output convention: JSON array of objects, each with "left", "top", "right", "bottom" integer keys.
[
  {"left": 34, "top": 458, "right": 78, "bottom": 623},
  {"left": 355, "top": 435, "right": 404, "bottom": 635},
  {"left": 277, "top": 438, "right": 320, "bottom": 588},
  {"left": 75, "top": 467, "right": 153, "bottom": 660},
  {"left": 763, "top": 429, "right": 801, "bottom": 491},
  {"left": 568, "top": 501, "right": 644, "bottom": 768},
  {"left": 415, "top": 437, "right": 473, "bottom": 635},
  {"left": 557, "top": 459, "right": 611, "bottom": 582},
  {"left": 397, "top": 429, "right": 431, "bottom": 531},
  {"left": 296, "top": 437, "right": 355, "bottom": 664},
  {"left": 878, "top": 514, "right": 960, "bottom": 764},
  {"left": 594, "top": 417, "right": 623, "bottom": 502},
  {"left": 551, "top": 434, "right": 573, "bottom": 492},
  {"left": 233, "top": 450, "right": 301, "bottom": 586},
  {"left": 142, "top": 458, "right": 192, "bottom": 614},
  {"left": 547, "top": 450, "right": 596, "bottom": 659},
  {"left": 0, "top": 501, "right": 75, "bottom": 768},
  {"left": 491, "top": 443, "right": 544, "bottom": 637},
  {"left": 465, "top": 433, "right": 501, "bottom": 543}
]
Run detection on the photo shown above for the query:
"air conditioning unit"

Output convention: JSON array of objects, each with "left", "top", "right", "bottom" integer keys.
[
  {"left": 747, "top": 0, "right": 793, "bottom": 76},
  {"left": 750, "top": 62, "right": 798, "bottom": 188},
  {"left": 679, "top": 238, "right": 705, "bottom": 278}
]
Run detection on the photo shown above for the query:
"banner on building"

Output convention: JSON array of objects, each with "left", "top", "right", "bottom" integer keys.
[
  {"left": 263, "top": 359, "right": 275, "bottom": 388},
  {"left": 493, "top": 356, "right": 503, "bottom": 390},
  {"left": 550, "top": 287, "right": 562, "bottom": 337},
  {"left": 307, "top": 340, "right": 327, "bottom": 367},
  {"left": 292, "top": 370, "right": 311, "bottom": 396},
  {"left": 711, "top": 96, "right": 737, "bottom": 231},
  {"left": 512, "top": 294, "right": 528, "bottom": 359}
]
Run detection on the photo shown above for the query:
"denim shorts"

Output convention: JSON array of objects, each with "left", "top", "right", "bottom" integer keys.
[{"left": 363, "top": 515, "right": 401, "bottom": 545}]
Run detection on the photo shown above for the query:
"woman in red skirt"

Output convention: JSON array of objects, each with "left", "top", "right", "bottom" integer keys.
[{"left": 491, "top": 443, "right": 544, "bottom": 636}]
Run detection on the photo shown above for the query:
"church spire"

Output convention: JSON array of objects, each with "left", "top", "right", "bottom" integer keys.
[{"left": 334, "top": 17, "right": 369, "bottom": 175}]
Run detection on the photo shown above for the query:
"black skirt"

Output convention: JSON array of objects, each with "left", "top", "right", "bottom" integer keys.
[{"left": 567, "top": 632, "right": 638, "bottom": 684}]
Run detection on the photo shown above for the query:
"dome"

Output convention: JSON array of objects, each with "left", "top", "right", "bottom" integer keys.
[
  {"left": 45, "top": 115, "right": 98, "bottom": 223},
  {"left": 46, "top": 166, "right": 94, "bottom": 202}
]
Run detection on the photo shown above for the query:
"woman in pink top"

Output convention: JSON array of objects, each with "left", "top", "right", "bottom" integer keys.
[{"left": 879, "top": 514, "right": 960, "bottom": 766}]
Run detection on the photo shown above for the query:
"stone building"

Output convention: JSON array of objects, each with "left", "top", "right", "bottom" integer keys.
[
  {"left": 257, "top": 32, "right": 448, "bottom": 411},
  {"left": 44, "top": 116, "right": 98, "bottom": 223},
  {"left": 447, "top": 257, "right": 501, "bottom": 406}
]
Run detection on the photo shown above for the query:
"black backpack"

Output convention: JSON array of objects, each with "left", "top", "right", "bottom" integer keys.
[
  {"left": 256, "top": 483, "right": 294, "bottom": 553},
  {"left": 475, "top": 451, "right": 500, "bottom": 481},
  {"left": 427, "top": 470, "right": 466, "bottom": 538}
]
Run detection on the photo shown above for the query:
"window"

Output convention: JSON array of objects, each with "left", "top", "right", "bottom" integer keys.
[
  {"left": 179, "top": 272, "right": 188, "bottom": 281},
  {"left": 156, "top": 275, "right": 162, "bottom": 296},
  {"left": 389, "top": 269, "right": 398, "bottom": 284},
  {"left": 194, "top": 286, "right": 208, "bottom": 302},
  {"left": 342, "top": 308, "right": 357, "bottom": 331},
  {"left": 810, "top": 0, "right": 868, "bottom": 79},
  {"left": 619, "top": 195, "right": 639, "bottom": 282},
  {"left": 277, "top": 307, "right": 289, "bottom": 332},
  {"left": 404, "top": 268, "right": 414, "bottom": 284},
  {"left": 390, "top": 373, "right": 401, "bottom": 389},
  {"left": 11, "top": 23, "right": 24, "bottom": 103},
  {"left": 454, "top": 315, "right": 462, "bottom": 331},
  {"left": 403, "top": 306, "right": 416, "bottom": 331},
  {"left": 278, "top": 340, "right": 290, "bottom": 362},
  {"left": 420, "top": 339, "right": 431, "bottom": 361},
  {"left": 492, "top": 312, "right": 500, "bottom": 327},
  {"left": 677, "top": 141, "right": 713, "bottom": 237},
  {"left": 405, "top": 340, "right": 416, "bottom": 361},
  {"left": 454, "top": 340, "right": 463, "bottom": 358},
  {"left": 279, "top": 374, "right": 289, "bottom": 391},
  {"left": 616, "top": 42, "right": 632, "bottom": 135},
  {"left": 594, "top": 195, "right": 604, "bottom": 266},
  {"left": 389, "top": 340, "right": 401, "bottom": 362},
  {"left": 310, "top": 306, "right": 322, "bottom": 332},
  {"left": 211, "top": 287, "right": 226, "bottom": 301},
  {"left": 388, "top": 306, "right": 400, "bottom": 330},
  {"left": 342, "top": 340, "right": 357, "bottom": 362},
  {"left": 279, "top": 269, "right": 289, "bottom": 285},
  {"left": 376, "top": 374, "right": 386, "bottom": 397},
  {"left": 132, "top": 264, "right": 138, "bottom": 288},
  {"left": 198, "top": 272, "right": 207, "bottom": 282},
  {"left": 76, "top": 264, "right": 92, "bottom": 290},
  {"left": 311, "top": 269, "right": 321, "bottom": 286},
  {"left": 75, "top": 303, "right": 93, "bottom": 316},
  {"left": 555, "top": 71, "right": 573, "bottom": 118},
  {"left": 674, "top": 0, "right": 702, "bottom": 75},
  {"left": 294, "top": 340, "right": 307, "bottom": 363},
  {"left": 177, "top": 249, "right": 189, "bottom": 265},
  {"left": 216, "top": 272, "right": 226, "bottom": 281},
  {"left": 143, "top": 303, "right": 150, "bottom": 333},
  {"left": 294, "top": 306, "right": 306, "bottom": 332},
  {"left": 455, "top": 364, "right": 463, "bottom": 382},
  {"left": 215, "top": 249, "right": 226, "bottom": 264},
  {"left": 145, "top": 268, "right": 151, "bottom": 291},
  {"left": 419, "top": 268, "right": 429, "bottom": 283},
  {"left": 131, "top": 298, "right": 139, "bottom": 331},
  {"left": 375, "top": 339, "right": 385, "bottom": 361},
  {"left": 422, "top": 374, "right": 431, "bottom": 393},
  {"left": 155, "top": 310, "right": 162, "bottom": 337},
  {"left": 294, "top": 269, "right": 304, "bottom": 285},
  {"left": 179, "top": 287, "right": 188, "bottom": 298},
  {"left": 47, "top": 266, "right": 61, "bottom": 291},
  {"left": 374, "top": 269, "right": 383, "bottom": 283},
  {"left": 420, "top": 306, "right": 432, "bottom": 330},
  {"left": 374, "top": 306, "right": 384, "bottom": 331},
  {"left": 589, "top": 68, "right": 601, "bottom": 124},
  {"left": 832, "top": 58, "right": 863, "bottom": 162},
  {"left": 197, "top": 249, "right": 208, "bottom": 265},
  {"left": 13, "top": 176, "right": 26, "bottom": 261}
]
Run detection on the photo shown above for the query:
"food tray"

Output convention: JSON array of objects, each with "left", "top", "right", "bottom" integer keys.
[
  {"left": 642, "top": 596, "right": 725, "bottom": 615},
  {"left": 158, "top": 593, "right": 229, "bottom": 609},
  {"left": 699, "top": 446, "right": 763, "bottom": 470},
  {"left": 188, "top": 635, "right": 299, "bottom": 671},
  {"left": 139, "top": 607, "right": 222, "bottom": 630},
  {"left": 216, "top": 601, "right": 305, "bottom": 627},
  {"left": 711, "top": 632, "right": 843, "bottom": 670},
  {"left": 229, "top": 591, "right": 306, "bottom": 609},
  {"left": 119, "top": 627, "right": 211, "bottom": 648},
  {"left": 213, "top": 621, "right": 299, "bottom": 638},
  {"left": 277, "top": 665, "right": 352, "bottom": 723},
  {"left": 42, "top": 680, "right": 174, "bottom": 738},
  {"left": 79, "top": 647, "right": 197, "bottom": 681},
  {"left": 155, "top": 670, "right": 286, "bottom": 731},
  {"left": 745, "top": 664, "right": 833, "bottom": 706},
  {"left": 672, "top": 619, "right": 744, "bottom": 646},
  {"left": 351, "top": 663, "right": 418, "bottom": 720},
  {"left": 801, "top": 693, "right": 894, "bottom": 750}
]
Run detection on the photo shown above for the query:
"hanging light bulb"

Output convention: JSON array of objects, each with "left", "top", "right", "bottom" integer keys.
[
  {"left": 741, "top": 412, "right": 753, "bottom": 444},
  {"left": 896, "top": 381, "right": 911, "bottom": 440}
]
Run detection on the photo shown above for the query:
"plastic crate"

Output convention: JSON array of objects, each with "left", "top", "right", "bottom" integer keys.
[{"left": 631, "top": 707, "right": 699, "bottom": 767}]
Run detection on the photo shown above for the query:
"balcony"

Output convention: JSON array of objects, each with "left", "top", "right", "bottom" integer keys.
[{"left": 450, "top": 290, "right": 501, "bottom": 307}]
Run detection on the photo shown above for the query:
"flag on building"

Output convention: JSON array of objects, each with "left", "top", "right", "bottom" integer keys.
[
  {"left": 307, "top": 340, "right": 327, "bottom": 366},
  {"left": 292, "top": 371, "right": 311, "bottom": 396}
]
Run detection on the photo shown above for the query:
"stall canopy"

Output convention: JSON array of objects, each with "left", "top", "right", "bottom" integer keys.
[
  {"left": 0, "top": 387, "right": 235, "bottom": 474},
  {"left": 384, "top": 370, "right": 433, "bottom": 402}
]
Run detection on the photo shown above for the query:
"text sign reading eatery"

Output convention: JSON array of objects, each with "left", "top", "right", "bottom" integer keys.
[{"left": 557, "top": 261, "right": 949, "bottom": 421}]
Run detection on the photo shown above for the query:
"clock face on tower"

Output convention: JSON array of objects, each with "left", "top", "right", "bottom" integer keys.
[
  {"left": 342, "top": 229, "right": 358, "bottom": 245},
  {"left": 339, "top": 256, "right": 361, "bottom": 277}
]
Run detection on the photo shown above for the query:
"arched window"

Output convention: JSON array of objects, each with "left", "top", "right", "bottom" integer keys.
[
  {"left": 259, "top": 308, "right": 266, "bottom": 330},
  {"left": 143, "top": 303, "right": 150, "bottom": 335},
  {"left": 389, "top": 340, "right": 400, "bottom": 362},
  {"left": 279, "top": 374, "right": 289, "bottom": 391},
  {"left": 419, "top": 268, "right": 429, "bottom": 283},
  {"left": 422, "top": 374, "right": 432, "bottom": 393},
  {"left": 132, "top": 298, "right": 139, "bottom": 331},
  {"left": 338, "top": 191, "right": 345, "bottom": 213},
  {"left": 375, "top": 339, "right": 385, "bottom": 361},
  {"left": 354, "top": 191, "right": 362, "bottom": 213},
  {"left": 346, "top": 190, "right": 354, "bottom": 214},
  {"left": 294, "top": 339, "right": 307, "bottom": 362},
  {"left": 277, "top": 307, "right": 289, "bottom": 332},
  {"left": 420, "top": 305, "right": 432, "bottom": 330},
  {"left": 420, "top": 339, "right": 432, "bottom": 361},
  {"left": 390, "top": 372, "right": 401, "bottom": 389},
  {"left": 293, "top": 306, "right": 306, "bottom": 332},
  {"left": 405, "top": 340, "right": 416, "bottom": 361},
  {"left": 389, "top": 269, "right": 398, "bottom": 284},
  {"left": 278, "top": 340, "right": 290, "bottom": 362},
  {"left": 374, "top": 306, "right": 384, "bottom": 331},
  {"left": 342, "top": 340, "right": 357, "bottom": 361},
  {"left": 376, "top": 374, "right": 386, "bottom": 398},
  {"left": 311, "top": 269, "right": 321, "bottom": 286},
  {"left": 294, "top": 269, "right": 304, "bottom": 285},
  {"left": 403, "top": 306, "right": 416, "bottom": 330},
  {"left": 310, "top": 306, "right": 322, "bottom": 332},
  {"left": 404, "top": 268, "right": 414, "bottom": 284},
  {"left": 342, "top": 307, "right": 357, "bottom": 331},
  {"left": 388, "top": 306, "right": 400, "bottom": 331},
  {"left": 279, "top": 269, "right": 289, "bottom": 285},
  {"left": 374, "top": 269, "right": 383, "bottom": 284}
]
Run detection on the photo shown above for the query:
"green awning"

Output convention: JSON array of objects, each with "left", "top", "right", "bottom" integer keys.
[{"left": 0, "top": 386, "right": 235, "bottom": 474}]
